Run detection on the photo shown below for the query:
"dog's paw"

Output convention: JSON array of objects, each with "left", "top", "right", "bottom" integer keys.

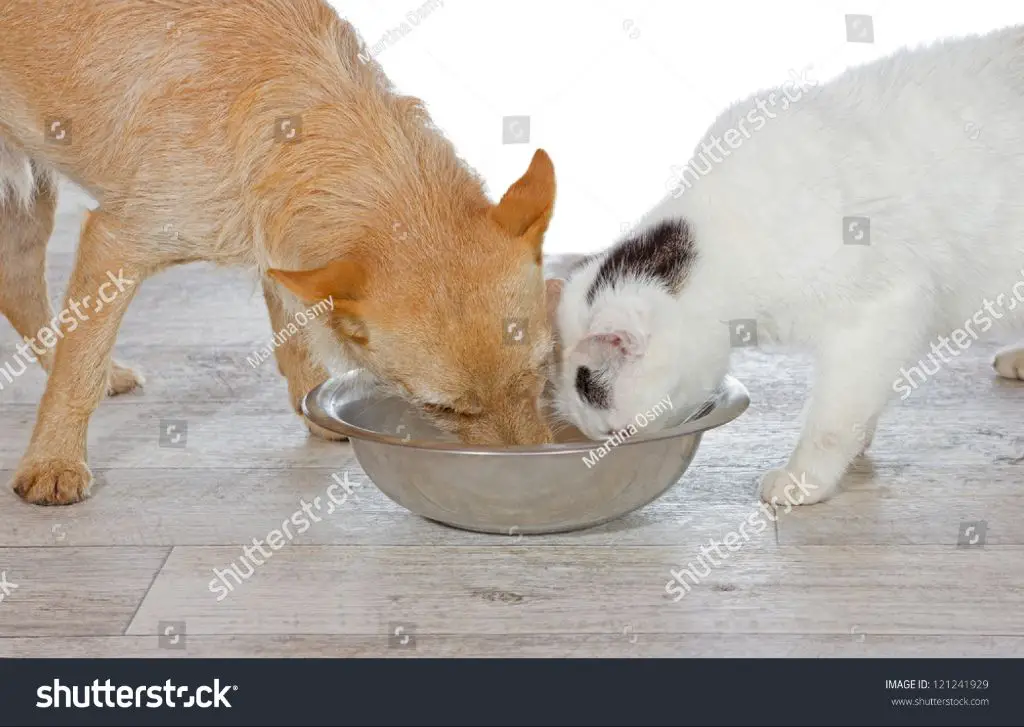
[
  {"left": 107, "top": 360, "right": 144, "bottom": 397},
  {"left": 758, "top": 468, "right": 828, "bottom": 507},
  {"left": 993, "top": 345, "right": 1024, "bottom": 380},
  {"left": 12, "top": 458, "right": 92, "bottom": 505},
  {"left": 306, "top": 420, "right": 348, "bottom": 442}
]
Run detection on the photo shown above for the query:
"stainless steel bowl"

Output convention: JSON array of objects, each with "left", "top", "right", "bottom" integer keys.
[{"left": 303, "top": 371, "right": 750, "bottom": 535}]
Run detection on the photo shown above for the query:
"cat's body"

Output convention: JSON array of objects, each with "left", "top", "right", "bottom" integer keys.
[{"left": 554, "top": 24, "right": 1024, "bottom": 504}]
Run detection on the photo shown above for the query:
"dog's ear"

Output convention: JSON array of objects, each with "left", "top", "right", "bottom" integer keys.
[
  {"left": 490, "top": 149, "right": 556, "bottom": 264},
  {"left": 268, "top": 259, "right": 367, "bottom": 315}
]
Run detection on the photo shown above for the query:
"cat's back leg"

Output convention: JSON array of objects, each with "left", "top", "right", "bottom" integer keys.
[{"left": 993, "top": 344, "right": 1024, "bottom": 379}]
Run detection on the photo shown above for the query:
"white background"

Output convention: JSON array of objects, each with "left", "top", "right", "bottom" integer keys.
[{"left": 331, "top": 0, "right": 1024, "bottom": 254}]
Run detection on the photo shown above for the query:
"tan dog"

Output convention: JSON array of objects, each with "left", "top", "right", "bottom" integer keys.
[{"left": 0, "top": 0, "right": 556, "bottom": 505}]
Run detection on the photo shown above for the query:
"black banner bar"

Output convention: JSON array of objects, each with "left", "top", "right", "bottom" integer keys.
[{"left": 0, "top": 658, "right": 1018, "bottom": 726}]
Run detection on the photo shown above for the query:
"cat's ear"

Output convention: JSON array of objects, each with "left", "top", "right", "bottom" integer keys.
[
  {"left": 578, "top": 303, "right": 650, "bottom": 363},
  {"left": 267, "top": 259, "right": 367, "bottom": 317},
  {"left": 490, "top": 149, "right": 556, "bottom": 264},
  {"left": 575, "top": 329, "right": 647, "bottom": 362}
]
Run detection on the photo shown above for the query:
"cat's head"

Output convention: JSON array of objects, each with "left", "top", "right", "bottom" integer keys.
[{"left": 549, "top": 219, "right": 729, "bottom": 440}]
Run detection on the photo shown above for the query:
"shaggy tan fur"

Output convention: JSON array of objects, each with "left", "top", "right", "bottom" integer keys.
[{"left": 0, "top": 0, "right": 556, "bottom": 505}]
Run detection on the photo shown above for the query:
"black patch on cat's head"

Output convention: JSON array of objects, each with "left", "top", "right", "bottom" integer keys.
[
  {"left": 575, "top": 365, "right": 610, "bottom": 409},
  {"left": 585, "top": 218, "right": 696, "bottom": 305}
]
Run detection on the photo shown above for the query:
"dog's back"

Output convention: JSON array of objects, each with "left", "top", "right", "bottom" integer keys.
[{"left": 1, "top": 1, "right": 388, "bottom": 255}]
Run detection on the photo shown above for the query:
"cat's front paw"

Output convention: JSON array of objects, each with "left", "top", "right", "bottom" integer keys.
[{"left": 758, "top": 468, "right": 829, "bottom": 507}]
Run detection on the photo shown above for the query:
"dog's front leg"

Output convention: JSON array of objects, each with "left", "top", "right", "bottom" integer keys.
[
  {"left": 261, "top": 278, "right": 346, "bottom": 441},
  {"left": 11, "top": 211, "right": 147, "bottom": 505}
]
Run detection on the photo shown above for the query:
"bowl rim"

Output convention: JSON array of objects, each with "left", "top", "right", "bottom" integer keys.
[{"left": 302, "top": 370, "right": 750, "bottom": 455}]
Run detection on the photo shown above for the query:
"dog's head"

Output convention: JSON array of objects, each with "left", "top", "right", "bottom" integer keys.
[{"left": 269, "top": 150, "right": 557, "bottom": 445}]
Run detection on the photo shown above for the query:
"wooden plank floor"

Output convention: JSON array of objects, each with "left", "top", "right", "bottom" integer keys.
[{"left": 1, "top": 184, "right": 1022, "bottom": 657}]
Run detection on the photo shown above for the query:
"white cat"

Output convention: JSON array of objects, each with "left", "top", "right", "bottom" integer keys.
[{"left": 551, "top": 24, "right": 1024, "bottom": 505}]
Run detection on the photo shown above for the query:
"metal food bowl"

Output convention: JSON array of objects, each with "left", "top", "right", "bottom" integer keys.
[{"left": 303, "top": 370, "right": 750, "bottom": 535}]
